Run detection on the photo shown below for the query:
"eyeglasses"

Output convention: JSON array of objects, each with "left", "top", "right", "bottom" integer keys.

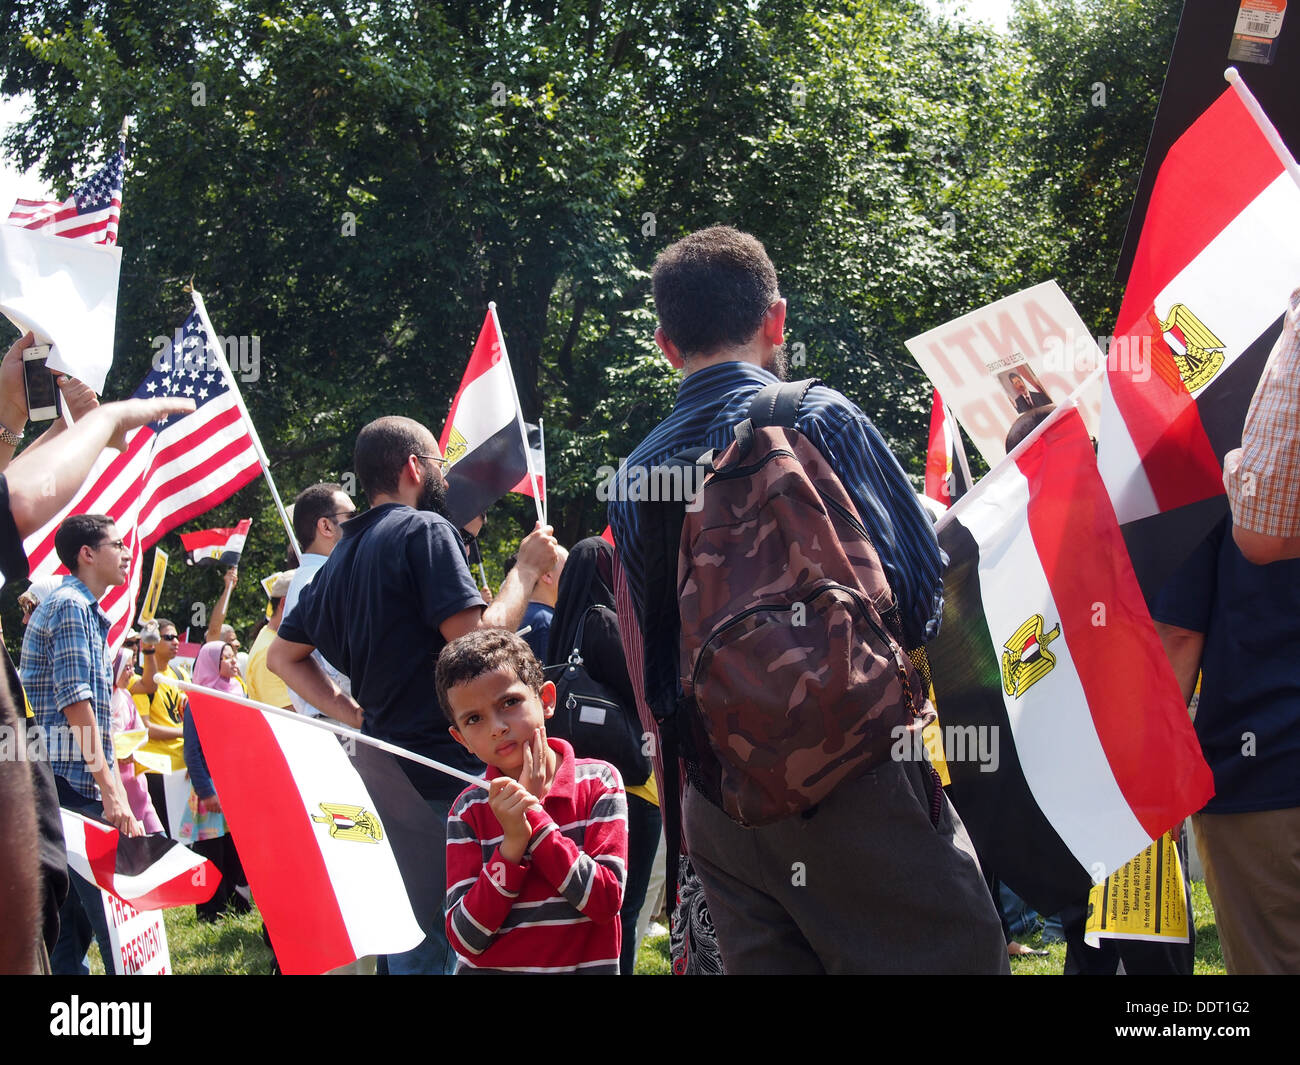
[
  {"left": 416, "top": 454, "right": 450, "bottom": 471},
  {"left": 327, "top": 510, "right": 355, "bottom": 523},
  {"left": 161, "top": 634, "right": 180, "bottom": 642},
  {"left": 98, "top": 539, "right": 126, "bottom": 552}
]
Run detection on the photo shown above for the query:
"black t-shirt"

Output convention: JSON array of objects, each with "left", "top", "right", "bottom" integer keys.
[
  {"left": 279, "top": 503, "right": 485, "bottom": 798},
  {"left": 1151, "top": 517, "right": 1300, "bottom": 814},
  {"left": 0, "top": 474, "right": 30, "bottom": 586}
]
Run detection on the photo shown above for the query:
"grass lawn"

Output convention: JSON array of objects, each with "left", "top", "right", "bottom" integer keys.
[{"left": 88, "top": 881, "right": 1225, "bottom": 975}]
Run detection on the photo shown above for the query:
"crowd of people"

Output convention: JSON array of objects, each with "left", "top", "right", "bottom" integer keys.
[{"left": 2, "top": 226, "right": 1298, "bottom": 976}]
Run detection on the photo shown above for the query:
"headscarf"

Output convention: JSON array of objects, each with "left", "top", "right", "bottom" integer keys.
[
  {"left": 112, "top": 648, "right": 135, "bottom": 687},
  {"left": 547, "top": 536, "right": 616, "bottom": 665},
  {"left": 193, "top": 640, "right": 240, "bottom": 694}
]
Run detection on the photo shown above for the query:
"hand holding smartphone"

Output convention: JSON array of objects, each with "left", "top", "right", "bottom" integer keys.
[{"left": 22, "top": 343, "right": 61, "bottom": 422}]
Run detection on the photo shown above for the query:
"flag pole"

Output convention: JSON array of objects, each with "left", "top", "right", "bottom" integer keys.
[
  {"left": 190, "top": 289, "right": 304, "bottom": 565},
  {"left": 488, "top": 302, "right": 545, "bottom": 527},
  {"left": 946, "top": 402, "right": 974, "bottom": 495},
  {"left": 1225, "top": 68, "right": 1300, "bottom": 190},
  {"left": 935, "top": 369, "right": 1103, "bottom": 535},
  {"left": 537, "top": 415, "right": 547, "bottom": 526},
  {"left": 166, "top": 677, "right": 485, "bottom": 787},
  {"left": 468, "top": 536, "right": 490, "bottom": 593}
]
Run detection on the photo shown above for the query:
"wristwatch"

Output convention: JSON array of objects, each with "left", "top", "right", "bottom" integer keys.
[{"left": 0, "top": 421, "right": 22, "bottom": 447}]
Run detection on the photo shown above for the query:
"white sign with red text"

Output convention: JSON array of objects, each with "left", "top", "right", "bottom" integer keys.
[
  {"left": 102, "top": 890, "right": 171, "bottom": 975},
  {"left": 905, "top": 280, "right": 1106, "bottom": 467}
]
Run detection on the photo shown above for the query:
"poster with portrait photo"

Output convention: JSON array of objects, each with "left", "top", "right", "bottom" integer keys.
[
  {"left": 906, "top": 280, "right": 1103, "bottom": 467},
  {"left": 997, "top": 365, "right": 1054, "bottom": 416}
]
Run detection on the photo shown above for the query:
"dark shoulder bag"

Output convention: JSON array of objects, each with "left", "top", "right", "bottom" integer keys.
[{"left": 543, "top": 605, "right": 651, "bottom": 782}]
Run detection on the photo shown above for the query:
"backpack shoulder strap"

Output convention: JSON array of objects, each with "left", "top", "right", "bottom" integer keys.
[
  {"left": 734, "top": 379, "right": 820, "bottom": 455},
  {"left": 748, "top": 378, "right": 820, "bottom": 428}
]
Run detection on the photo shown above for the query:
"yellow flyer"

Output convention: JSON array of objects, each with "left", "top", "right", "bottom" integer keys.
[
  {"left": 1084, "top": 831, "right": 1189, "bottom": 946},
  {"left": 137, "top": 547, "right": 168, "bottom": 624}
]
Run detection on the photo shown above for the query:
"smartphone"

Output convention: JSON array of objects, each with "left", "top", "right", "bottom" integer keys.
[{"left": 23, "top": 343, "right": 61, "bottom": 421}]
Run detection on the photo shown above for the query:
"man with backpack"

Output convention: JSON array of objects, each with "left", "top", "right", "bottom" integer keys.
[{"left": 608, "top": 225, "right": 1006, "bottom": 973}]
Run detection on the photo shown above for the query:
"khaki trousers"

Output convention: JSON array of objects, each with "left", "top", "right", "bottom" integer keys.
[{"left": 1193, "top": 807, "right": 1300, "bottom": 974}]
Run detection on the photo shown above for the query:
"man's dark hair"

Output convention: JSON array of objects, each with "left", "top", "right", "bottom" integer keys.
[
  {"left": 293, "top": 482, "right": 346, "bottom": 550},
  {"left": 651, "top": 225, "right": 780, "bottom": 358},
  {"left": 353, "top": 416, "right": 429, "bottom": 501},
  {"left": 54, "top": 514, "right": 115, "bottom": 573},
  {"left": 436, "top": 628, "right": 543, "bottom": 725},
  {"left": 155, "top": 618, "right": 176, "bottom": 632},
  {"left": 1004, "top": 405, "right": 1056, "bottom": 454}
]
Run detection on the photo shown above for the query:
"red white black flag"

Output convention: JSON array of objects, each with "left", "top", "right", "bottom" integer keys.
[
  {"left": 60, "top": 808, "right": 220, "bottom": 910},
  {"left": 924, "top": 389, "right": 971, "bottom": 509},
  {"left": 509, "top": 420, "right": 546, "bottom": 511},
  {"left": 1098, "top": 76, "right": 1300, "bottom": 594},
  {"left": 438, "top": 306, "right": 539, "bottom": 528},
  {"left": 186, "top": 687, "right": 449, "bottom": 974},
  {"left": 929, "top": 407, "right": 1214, "bottom": 915},
  {"left": 179, "top": 518, "right": 251, "bottom": 567}
]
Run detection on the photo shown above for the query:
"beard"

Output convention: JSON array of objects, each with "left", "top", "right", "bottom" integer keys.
[
  {"left": 763, "top": 342, "right": 789, "bottom": 381},
  {"left": 417, "top": 467, "right": 450, "bottom": 518}
]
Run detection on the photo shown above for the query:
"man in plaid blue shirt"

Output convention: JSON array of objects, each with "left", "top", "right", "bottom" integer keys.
[{"left": 21, "top": 513, "right": 142, "bottom": 974}]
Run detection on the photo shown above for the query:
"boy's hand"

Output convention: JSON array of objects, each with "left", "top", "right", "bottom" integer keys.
[
  {"left": 489, "top": 777, "right": 538, "bottom": 865},
  {"left": 519, "top": 728, "right": 554, "bottom": 803}
]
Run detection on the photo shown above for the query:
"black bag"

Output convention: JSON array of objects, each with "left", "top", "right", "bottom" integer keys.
[{"left": 543, "top": 606, "right": 650, "bottom": 782}]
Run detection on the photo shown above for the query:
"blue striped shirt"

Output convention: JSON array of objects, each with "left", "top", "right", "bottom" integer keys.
[
  {"left": 608, "top": 361, "right": 945, "bottom": 652},
  {"left": 20, "top": 576, "right": 114, "bottom": 800}
]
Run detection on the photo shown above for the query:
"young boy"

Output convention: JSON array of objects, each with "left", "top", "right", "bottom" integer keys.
[{"left": 437, "top": 628, "right": 628, "bottom": 974}]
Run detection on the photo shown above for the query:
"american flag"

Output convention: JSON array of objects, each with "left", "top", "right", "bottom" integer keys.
[
  {"left": 22, "top": 311, "right": 262, "bottom": 647},
  {"left": 6, "top": 148, "right": 125, "bottom": 245}
]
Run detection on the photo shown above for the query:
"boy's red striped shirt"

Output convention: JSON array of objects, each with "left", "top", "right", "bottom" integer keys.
[{"left": 446, "top": 738, "right": 628, "bottom": 974}]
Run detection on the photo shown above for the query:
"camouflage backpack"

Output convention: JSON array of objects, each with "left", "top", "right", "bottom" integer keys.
[{"left": 677, "top": 380, "right": 932, "bottom": 826}]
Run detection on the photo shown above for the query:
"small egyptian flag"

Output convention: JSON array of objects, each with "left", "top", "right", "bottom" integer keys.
[
  {"left": 179, "top": 518, "right": 251, "bottom": 567},
  {"left": 438, "top": 306, "right": 535, "bottom": 529},
  {"left": 924, "top": 389, "right": 971, "bottom": 509},
  {"left": 928, "top": 405, "right": 1213, "bottom": 916},
  {"left": 60, "top": 808, "right": 220, "bottom": 910},
  {"left": 508, "top": 421, "right": 546, "bottom": 510},
  {"left": 186, "top": 687, "right": 449, "bottom": 974}
]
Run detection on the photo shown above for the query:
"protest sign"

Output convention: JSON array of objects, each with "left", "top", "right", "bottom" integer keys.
[
  {"left": 102, "top": 892, "right": 172, "bottom": 975},
  {"left": 906, "top": 280, "right": 1106, "bottom": 468},
  {"left": 1085, "top": 832, "right": 1191, "bottom": 947}
]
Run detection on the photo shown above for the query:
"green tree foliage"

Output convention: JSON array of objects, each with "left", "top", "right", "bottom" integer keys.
[
  {"left": 1009, "top": 0, "right": 1182, "bottom": 332},
  {"left": 0, "top": 0, "right": 1177, "bottom": 642}
]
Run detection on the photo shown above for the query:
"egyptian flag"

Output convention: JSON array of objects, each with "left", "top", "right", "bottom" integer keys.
[
  {"left": 1098, "top": 76, "right": 1300, "bottom": 597},
  {"left": 929, "top": 406, "right": 1213, "bottom": 915},
  {"left": 186, "top": 688, "right": 448, "bottom": 974},
  {"left": 508, "top": 421, "right": 546, "bottom": 510},
  {"left": 924, "top": 390, "right": 971, "bottom": 509},
  {"left": 60, "top": 808, "right": 220, "bottom": 909},
  {"left": 439, "top": 305, "right": 535, "bottom": 529},
  {"left": 179, "top": 518, "right": 251, "bottom": 567}
]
